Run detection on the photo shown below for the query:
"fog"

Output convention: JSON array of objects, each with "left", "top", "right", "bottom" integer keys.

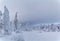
[{"left": 0, "top": 0, "right": 60, "bottom": 24}]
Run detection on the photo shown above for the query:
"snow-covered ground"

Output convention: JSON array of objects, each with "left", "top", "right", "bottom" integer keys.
[
  {"left": 0, "top": 32, "right": 24, "bottom": 41},
  {"left": 0, "top": 31, "right": 60, "bottom": 41},
  {"left": 23, "top": 31, "right": 60, "bottom": 41}
]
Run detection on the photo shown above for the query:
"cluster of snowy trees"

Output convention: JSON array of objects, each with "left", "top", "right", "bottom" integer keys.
[
  {"left": 21, "top": 24, "right": 60, "bottom": 32},
  {"left": 0, "top": 6, "right": 19, "bottom": 35}
]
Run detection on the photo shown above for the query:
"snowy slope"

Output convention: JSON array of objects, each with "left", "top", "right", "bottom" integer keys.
[
  {"left": 0, "top": 31, "right": 60, "bottom": 41},
  {"left": 0, "top": 32, "right": 24, "bottom": 41},
  {"left": 23, "top": 31, "right": 60, "bottom": 41}
]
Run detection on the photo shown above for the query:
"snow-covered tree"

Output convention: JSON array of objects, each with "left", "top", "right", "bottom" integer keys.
[
  {"left": 3, "top": 6, "right": 10, "bottom": 34},
  {"left": 0, "top": 11, "right": 2, "bottom": 24},
  {"left": 0, "top": 11, "right": 4, "bottom": 34},
  {"left": 14, "top": 12, "right": 18, "bottom": 31}
]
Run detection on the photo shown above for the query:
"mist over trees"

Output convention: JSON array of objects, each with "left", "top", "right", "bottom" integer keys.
[{"left": 0, "top": 6, "right": 60, "bottom": 35}]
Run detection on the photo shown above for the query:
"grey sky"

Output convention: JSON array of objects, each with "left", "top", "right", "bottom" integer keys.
[{"left": 0, "top": 0, "right": 60, "bottom": 23}]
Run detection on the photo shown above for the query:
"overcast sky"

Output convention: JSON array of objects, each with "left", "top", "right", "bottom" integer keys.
[{"left": 0, "top": 0, "right": 60, "bottom": 24}]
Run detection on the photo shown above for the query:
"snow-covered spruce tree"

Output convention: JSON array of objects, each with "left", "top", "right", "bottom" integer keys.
[
  {"left": 0, "top": 11, "right": 2, "bottom": 25},
  {"left": 50, "top": 24, "right": 55, "bottom": 32},
  {"left": 0, "top": 11, "right": 4, "bottom": 34},
  {"left": 3, "top": 6, "right": 10, "bottom": 35},
  {"left": 14, "top": 12, "right": 18, "bottom": 32}
]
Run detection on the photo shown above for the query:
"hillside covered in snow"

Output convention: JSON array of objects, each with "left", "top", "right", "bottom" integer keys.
[{"left": 0, "top": 31, "right": 60, "bottom": 41}]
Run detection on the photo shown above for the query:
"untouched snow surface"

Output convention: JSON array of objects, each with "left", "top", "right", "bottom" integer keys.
[
  {"left": 23, "top": 31, "right": 60, "bottom": 41},
  {"left": 0, "top": 31, "right": 60, "bottom": 41}
]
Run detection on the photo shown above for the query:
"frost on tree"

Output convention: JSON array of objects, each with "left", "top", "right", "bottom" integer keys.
[
  {"left": 3, "top": 6, "right": 10, "bottom": 34},
  {"left": 0, "top": 11, "right": 4, "bottom": 34},
  {"left": 14, "top": 12, "right": 18, "bottom": 31},
  {"left": 0, "top": 11, "right": 2, "bottom": 25}
]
